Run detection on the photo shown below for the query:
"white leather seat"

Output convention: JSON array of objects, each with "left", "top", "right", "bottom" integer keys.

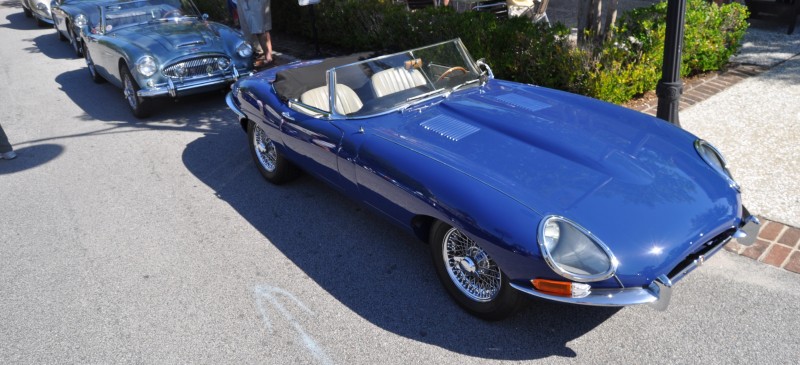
[
  {"left": 371, "top": 67, "right": 428, "bottom": 98},
  {"left": 299, "top": 84, "right": 363, "bottom": 116}
]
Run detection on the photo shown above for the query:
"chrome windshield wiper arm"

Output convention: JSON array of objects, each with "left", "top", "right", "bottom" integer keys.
[
  {"left": 452, "top": 79, "right": 480, "bottom": 92},
  {"left": 406, "top": 88, "right": 446, "bottom": 102}
]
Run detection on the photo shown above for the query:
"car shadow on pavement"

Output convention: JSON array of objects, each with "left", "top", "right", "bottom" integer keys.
[
  {"left": 55, "top": 68, "right": 238, "bottom": 131},
  {"left": 182, "top": 125, "right": 620, "bottom": 360},
  {"left": 0, "top": 143, "right": 63, "bottom": 175},
  {"left": 30, "top": 32, "right": 78, "bottom": 60},
  {"left": 1, "top": 6, "right": 40, "bottom": 31}
]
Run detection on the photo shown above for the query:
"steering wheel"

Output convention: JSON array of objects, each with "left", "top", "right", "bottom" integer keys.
[{"left": 436, "top": 66, "right": 468, "bottom": 82}]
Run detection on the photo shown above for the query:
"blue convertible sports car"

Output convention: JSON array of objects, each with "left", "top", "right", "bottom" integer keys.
[{"left": 226, "top": 39, "right": 760, "bottom": 319}]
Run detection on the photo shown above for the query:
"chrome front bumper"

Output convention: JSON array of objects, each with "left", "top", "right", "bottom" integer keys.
[
  {"left": 512, "top": 214, "right": 761, "bottom": 309},
  {"left": 138, "top": 68, "right": 251, "bottom": 98}
]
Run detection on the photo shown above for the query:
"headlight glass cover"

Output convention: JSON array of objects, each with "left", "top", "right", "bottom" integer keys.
[
  {"left": 537, "top": 216, "right": 618, "bottom": 282},
  {"left": 74, "top": 14, "right": 87, "bottom": 27},
  {"left": 694, "top": 139, "right": 739, "bottom": 191},
  {"left": 236, "top": 42, "right": 253, "bottom": 58},
  {"left": 136, "top": 56, "right": 157, "bottom": 77}
]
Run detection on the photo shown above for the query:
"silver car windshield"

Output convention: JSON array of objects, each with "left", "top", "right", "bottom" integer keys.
[
  {"left": 325, "top": 39, "right": 481, "bottom": 119},
  {"left": 101, "top": 0, "right": 199, "bottom": 32}
]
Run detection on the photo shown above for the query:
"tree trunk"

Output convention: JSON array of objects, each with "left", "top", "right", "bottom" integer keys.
[{"left": 603, "top": 0, "right": 619, "bottom": 41}]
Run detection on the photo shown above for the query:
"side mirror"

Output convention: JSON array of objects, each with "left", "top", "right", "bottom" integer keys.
[{"left": 202, "top": 13, "right": 209, "bottom": 21}]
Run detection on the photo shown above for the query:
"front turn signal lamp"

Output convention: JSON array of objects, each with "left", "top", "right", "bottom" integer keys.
[{"left": 532, "top": 279, "right": 591, "bottom": 298}]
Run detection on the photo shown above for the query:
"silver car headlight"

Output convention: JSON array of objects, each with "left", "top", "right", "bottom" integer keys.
[
  {"left": 236, "top": 42, "right": 253, "bottom": 58},
  {"left": 695, "top": 139, "right": 739, "bottom": 191},
  {"left": 537, "top": 216, "right": 618, "bottom": 283},
  {"left": 74, "top": 14, "right": 88, "bottom": 28},
  {"left": 136, "top": 56, "right": 157, "bottom": 77}
]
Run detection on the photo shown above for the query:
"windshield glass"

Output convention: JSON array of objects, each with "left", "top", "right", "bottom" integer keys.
[
  {"left": 325, "top": 39, "right": 480, "bottom": 118},
  {"left": 101, "top": 0, "right": 198, "bottom": 32}
]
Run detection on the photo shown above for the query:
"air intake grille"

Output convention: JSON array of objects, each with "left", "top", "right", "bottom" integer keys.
[
  {"left": 163, "top": 57, "right": 229, "bottom": 79},
  {"left": 420, "top": 115, "right": 479, "bottom": 141}
]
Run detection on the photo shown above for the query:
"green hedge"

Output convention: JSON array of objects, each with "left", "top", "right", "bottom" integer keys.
[{"left": 227, "top": 0, "right": 749, "bottom": 104}]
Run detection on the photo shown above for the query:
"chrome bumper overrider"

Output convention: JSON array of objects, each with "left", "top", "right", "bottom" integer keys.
[
  {"left": 137, "top": 68, "right": 250, "bottom": 98},
  {"left": 512, "top": 214, "right": 760, "bottom": 309}
]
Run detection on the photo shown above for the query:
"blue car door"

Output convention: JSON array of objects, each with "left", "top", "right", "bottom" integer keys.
[{"left": 279, "top": 110, "right": 345, "bottom": 190}]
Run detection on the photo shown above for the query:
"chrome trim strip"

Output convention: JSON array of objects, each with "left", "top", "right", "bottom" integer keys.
[
  {"left": 510, "top": 282, "right": 659, "bottom": 307},
  {"left": 137, "top": 76, "right": 235, "bottom": 97},
  {"left": 511, "top": 275, "right": 672, "bottom": 308}
]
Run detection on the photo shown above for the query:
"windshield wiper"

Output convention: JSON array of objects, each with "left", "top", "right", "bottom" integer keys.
[
  {"left": 406, "top": 88, "right": 446, "bottom": 102},
  {"left": 451, "top": 78, "right": 480, "bottom": 92}
]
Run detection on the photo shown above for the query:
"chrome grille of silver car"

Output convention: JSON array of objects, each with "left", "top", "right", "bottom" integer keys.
[{"left": 163, "top": 57, "right": 229, "bottom": 79}]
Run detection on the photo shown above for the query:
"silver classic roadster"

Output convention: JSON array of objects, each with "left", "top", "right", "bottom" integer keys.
[{"left": 81, "top": 0, "right": 254, "bottom": 117}]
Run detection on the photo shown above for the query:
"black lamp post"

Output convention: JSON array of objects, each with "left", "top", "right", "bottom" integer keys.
[{"left": 655, "top": 0, "right": 687, "bottom": 127}]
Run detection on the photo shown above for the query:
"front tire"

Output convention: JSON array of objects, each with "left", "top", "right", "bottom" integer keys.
[
  {"left": 430, "top": 221, "right": 524, "bottom": 320},
  {"left": 121, "top": 66, "right": 151, "bottom": 118},
  {"left": 23, "top": 8, "right": 33, "bottom": 18},
  {"left": 68, "top": 25, "right": 82, "bottom": 57},
  {"left": 83, "top": 47, "right": 104, "bottom": 84},
  {"left": 56, "top": 25, "right": 66, "bottom": 41},
  {"left": 248, "top": 120, "right": 298, "bottom": 184}
]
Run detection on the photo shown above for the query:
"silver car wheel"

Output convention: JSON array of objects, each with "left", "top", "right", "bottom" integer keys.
[
  {"left": 253, "top": 125, "right": 277, "bottom": 173},
  {"left": 442, "top": 227, "right": 502, "bottom": 302},
  {"left": 123, "top": 73, "right": 138, "bottom": 110}
]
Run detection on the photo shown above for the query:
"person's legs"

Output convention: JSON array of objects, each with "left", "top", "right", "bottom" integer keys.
[
  {"left": 259, "top": 31, "right": 272, "bottom": 63},
  {"left": 0, "top": 124, "right": 16, "bottom": 159},
  {"left": 0, "top": 125, "right": 12, "bottom": 153}
]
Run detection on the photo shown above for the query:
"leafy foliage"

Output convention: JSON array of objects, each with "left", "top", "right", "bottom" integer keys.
[{"left": 269, "top": 0, "right": 748, "bottom": 104}]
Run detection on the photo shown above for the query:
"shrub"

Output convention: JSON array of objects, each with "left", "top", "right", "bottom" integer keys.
[{"left": 270, "top": 0, "right": 748, "bottom": 104}]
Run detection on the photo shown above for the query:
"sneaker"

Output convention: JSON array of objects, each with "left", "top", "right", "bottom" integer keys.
[{"left": 1, "top": 151, "right": 17, "bottom": 160}]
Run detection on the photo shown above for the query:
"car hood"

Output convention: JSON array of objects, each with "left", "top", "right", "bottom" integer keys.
[
  {"left": 112, "top": 20, "right": 227, "bottom": 60},
  {"left": 367, "top": 80, "right": 740, "bottom": 285}
]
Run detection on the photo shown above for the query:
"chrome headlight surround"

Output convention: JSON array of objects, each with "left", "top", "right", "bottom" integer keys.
[
  {"left": 537, "top": 215, "right": 618, "bottom": 283},
  {"left": 74, "top": 14, "right": 88, "bottom": 28},
  {"left": 236, "top": 41, "right": 253, "bottom": 58},
  {"left": 136, "top": 56, "right": 158, "bottom": 77},
  {"left": 694, "top": 139, "right": 740, "bottom": 191}
]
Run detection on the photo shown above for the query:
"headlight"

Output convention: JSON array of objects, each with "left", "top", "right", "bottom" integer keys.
[
  {"left": 136, "top": 56, "right": 157, "bottom": 77},
  {"left": 694, "top": 139, "right": 739, "bottom": 191},
  {"left": 236, "top": 42, "right": 253, "bottom": 58},
  {"left": 74, "top": 14, "right": 88, "bottom": 27},
  {"left": 537, "top": 216, "right": 618, "bottom": 282}
]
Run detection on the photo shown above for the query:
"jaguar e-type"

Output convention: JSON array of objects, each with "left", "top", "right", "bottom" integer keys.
[
  {"left": 226, "top": 39, "right": 759, "bottom": 319},
  {"left": 81, "top": 0, "right": 254, "bottom": 117}
]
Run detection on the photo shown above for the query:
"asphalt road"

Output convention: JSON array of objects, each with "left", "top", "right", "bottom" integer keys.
[{"left": 1, "top": 4, "right": 799, "bottom": 364}]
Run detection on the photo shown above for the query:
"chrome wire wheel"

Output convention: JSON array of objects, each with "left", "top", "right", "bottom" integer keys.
[
  {"left": 123, "top": 73, "right": 138, "bottom": 110},
  {"left": 252, "top": 125, "right": 277, "bottom": 173},
  {"left": 442, "top": 227, "right": 502, "bottom": 302}
]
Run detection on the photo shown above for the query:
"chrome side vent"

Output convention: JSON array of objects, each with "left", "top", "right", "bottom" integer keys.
[
  {"left": 420, "top": 115, "right": 479, "bottom": 141},
  {"left": 494, "top": 93, "right": 550, "bottom": 113}
]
